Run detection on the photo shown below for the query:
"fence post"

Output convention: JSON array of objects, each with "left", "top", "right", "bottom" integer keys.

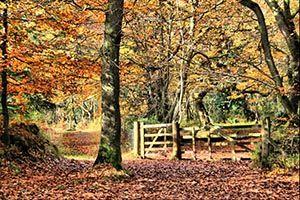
[
  {"left": 171, "top": 121, "right": 181, "bottom": 160},
  {"left": 133, "top": 121, "right": 140, "bottom": 156},
  {"left": 140, "top": 121, "right": 145, "bottom": 158},
  {"left": 231, "top": 141, "right": 236, "bottom": 161},
  {"left": 261, "top": 117, "right": 271, "bottom": 168},
  {"left": 192, "top": 127, "right": 197, "bottom": 160},
  {"left": 208, "top": 131, "right": 212, "bottom": 160}
]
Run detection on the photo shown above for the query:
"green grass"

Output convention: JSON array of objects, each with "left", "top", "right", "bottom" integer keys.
[
  {"left": 213, "top": 121, "right": 258, "bottom": 127},
  {"left": 122, "top": 151, "right": 139, "bottom": 159},
  {"left": 63, "top": 154, "right": 95, "bottom": 161}
]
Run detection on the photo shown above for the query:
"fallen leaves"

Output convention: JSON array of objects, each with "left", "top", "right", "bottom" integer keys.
[
  {"left": 0, "top": 124, "right": 298, "bottom": 199},
  {"left": 0, "top": 158, "right": 299, "bottom": 199}
]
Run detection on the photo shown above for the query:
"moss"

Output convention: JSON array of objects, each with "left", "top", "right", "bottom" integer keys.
[{"left": 94, "top": 143, "right": 122, "bottom": 170}]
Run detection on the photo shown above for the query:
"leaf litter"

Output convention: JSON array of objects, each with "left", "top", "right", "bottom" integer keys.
[{"left": 0, "top": 158, "right": 299, "bottom": 199}]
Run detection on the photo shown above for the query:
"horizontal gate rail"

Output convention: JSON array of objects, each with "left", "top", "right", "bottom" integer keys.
[{"left": 142, "top": 123, "right": 172, "bottom": 129}]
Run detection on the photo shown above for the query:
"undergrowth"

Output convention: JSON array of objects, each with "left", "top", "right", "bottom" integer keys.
[
  {"left": 251, "top": 125, "right": 299, "bottom": 171},
  {"left": 0, "top": 123, "right": 60, "bottom": 173}
]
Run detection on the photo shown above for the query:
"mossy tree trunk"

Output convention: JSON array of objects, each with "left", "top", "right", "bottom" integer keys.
[
  {"left": 0, "top": 1, "right": 10, "bottom": 145},
  {"left": 93, "top": 0, "right": 124, "bottom": 170}
]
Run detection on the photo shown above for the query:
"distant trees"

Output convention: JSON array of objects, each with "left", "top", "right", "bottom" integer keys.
[
  {"left": 120, "top": 0, "right": 299, "bottom": 126},
  {"left": 122, "top": 0, "right": 233, "bottom": 123},
  {"left": 0, "top": 0, "right": 102, "bottom": 142}
]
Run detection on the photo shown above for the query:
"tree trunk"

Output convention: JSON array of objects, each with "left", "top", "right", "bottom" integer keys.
[
  {"left": 171, "top": 121, "right": 181, "bottom": 160},
  {"left": 195, "top": 91, "right": 211, "bottom": 127},
  {"left": 0, "top": 2, "right": 10, "bottom": 145},
  {"left": 264, "top": 0, "right": 300, "bottom": 119},
  {"left": 94, "top": 0, "right": 124, "bottom": 170},
  {"left": 170, "top": 0, "right": 197, "bottom": 123},
  {"left": 239, "top": 0, "right": 299, "bottom": 125}
]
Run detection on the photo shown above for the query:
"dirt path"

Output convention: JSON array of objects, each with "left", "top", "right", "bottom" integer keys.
[{"left": 1, "top": 158, "right": 299, "bottom": 199}]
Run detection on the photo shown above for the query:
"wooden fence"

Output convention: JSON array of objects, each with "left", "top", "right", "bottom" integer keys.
[
  {"left": 133, "top": 118, "right": 271, "bottom": 161},
  {"left": 181, "top": 124, "right": 262, "bottom": 160}
]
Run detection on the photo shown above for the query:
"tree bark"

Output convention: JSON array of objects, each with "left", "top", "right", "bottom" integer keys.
[
  {"left": 264, "top": 0, "right": 299, "bottom": 118},
  {"left": 239, "top": 0, "right": 298, "bottom": 125},
  {"left": 171, "top": 121, "right": 181, "bottom": 160},
  {"left": 0, "top": 1, "right": 10, "bottom": 145},
  {"left": 94, "top": 0, "right": 124, "bottom": 170},
  {"left": 261, "top": 117, "right": 271, "bottom": 168}
]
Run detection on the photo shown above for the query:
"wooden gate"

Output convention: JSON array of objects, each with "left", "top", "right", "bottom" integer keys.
[
  {"left": 133, "top": 121, "right": 181, "bottom": 159},
  {"left": 134, "top": 120, "right": 270, "bottom": 161},
  {"left": 207, "top": 124, "right": 262, "bottom": 160},
  {"left": 181, "top": 122, "right": 269, "bottom": 160}
]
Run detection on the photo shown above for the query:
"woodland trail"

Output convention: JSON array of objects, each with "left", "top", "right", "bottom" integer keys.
[{"left": 1, "top": 158, "right": 299, "bottom": 199}]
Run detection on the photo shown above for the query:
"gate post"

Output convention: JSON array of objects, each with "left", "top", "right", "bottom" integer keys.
[
  {"left": 261, "top": 117, "right": 271, "bottom": 168},
  {"left": 133, "top": 121, "right": 140, "bottom": 156},
  {"left": 140, "top": 121, "right": 145, "bottom": 158},
  {"left": 171, "top": 121, "right": 181, "bottom": 160}
]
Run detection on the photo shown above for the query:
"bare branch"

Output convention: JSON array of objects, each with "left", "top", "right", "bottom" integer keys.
[
  {"left": 214, "top": 71, "right": 276, "bottom": 90},
  {"left": 70, "top": 0, "right": 105, "bottom": 12}
]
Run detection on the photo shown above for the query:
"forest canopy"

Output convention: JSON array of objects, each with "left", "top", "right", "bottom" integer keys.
[{"left": 0, "top": 0, "right": 299, "bottom": 141}]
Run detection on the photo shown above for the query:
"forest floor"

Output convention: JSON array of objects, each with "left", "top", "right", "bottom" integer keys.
[
  {"left": 0, "top": 158, "right": 299, "bottom": 199},
  {"left": 0, "top": 126, "right": 299, "bottom": 199}
]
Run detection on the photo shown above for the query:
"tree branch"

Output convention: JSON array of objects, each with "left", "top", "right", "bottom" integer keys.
[
  {"left": 239, "top": 0, "right": 297, "bottom": 117},
  {"left": 291, "top": 8, "right": 299, "bottom": 19},
  {"left": 70, "top": 0, "right": 105, "bottom": 12}
]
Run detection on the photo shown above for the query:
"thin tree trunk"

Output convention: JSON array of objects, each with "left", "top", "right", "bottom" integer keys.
[
  {"left": 171, "top": 0, "right": 197, "bottom": 122},
  {"left": 1, "top": 1, "right": 10, "bottom": 145},
  {"left": 94, "top": 0, "right": 124, "bottom": 170}
]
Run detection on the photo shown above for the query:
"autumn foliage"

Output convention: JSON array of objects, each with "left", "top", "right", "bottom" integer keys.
[
  {"left": 0, "top": 0, "right": 298, "bottom": 127},
  {"left": 0, "top": 0, "right": 299, "bottom": 196},
  {"left": 1, "top": 0, "right": 103, "bottom": 120}
]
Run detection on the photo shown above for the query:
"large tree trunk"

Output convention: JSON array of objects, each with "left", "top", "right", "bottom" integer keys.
[
  {"left": 94, "top": 0, "right": 124, "bottom": 170},
  {"left": 239, "top": 0, "right": 299, "bottom": 125},
  {"left": 0, "top": 1, "right": 10, "bottom": 145}
]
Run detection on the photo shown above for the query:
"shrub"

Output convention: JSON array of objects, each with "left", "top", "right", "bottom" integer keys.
[{"left": 251, "top": 125, "right": 299, "bottom": 170}]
